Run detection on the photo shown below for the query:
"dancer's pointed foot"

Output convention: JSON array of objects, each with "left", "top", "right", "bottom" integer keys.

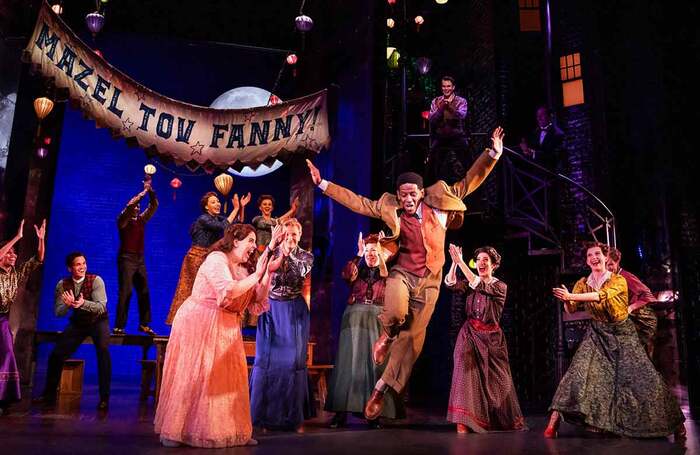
[
  {"left": 543, "top": 411, "right": 560, "bottom": 439},
  {"left": 364, "top": 388, "right": 385, "bottom": 420},
  {"left": 372, "top": 333, "right": 394, "bottom": 365}
]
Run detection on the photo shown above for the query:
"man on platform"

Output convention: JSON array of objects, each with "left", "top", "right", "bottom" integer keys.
[
  {"left": 36, "top": 252, "right": 111, "bottom": 410},
  {"left": 519, "top": 106, "right": 564, "bottom": 170},
  {"left": 428, "top": 75, "right": 469, "bottom": 184},
  {"left": 306, "top": 126, "right": 504, "bottom": 420},
  {"left": 113, "top": 180, "right": 158, "bottom": 336}
]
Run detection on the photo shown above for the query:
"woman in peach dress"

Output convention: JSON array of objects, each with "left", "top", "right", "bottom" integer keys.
[{"left": 155, "top": 223, "right": 283, "bottom": 448}]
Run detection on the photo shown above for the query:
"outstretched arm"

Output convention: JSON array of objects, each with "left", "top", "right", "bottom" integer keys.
[
  {"left": 306, "top": 159, "right": 384, "bottom": 219},
  {"left": 279, "top": 196, "right": 300, "bottom": 223},
  {"left": 0, "top": 220, "right": 24, "bottom": 259},
  {"left": 141, "top": 184, "right": 159, "bottom": 222},
  {"left": 451, "top": 126, "right": 504, "bottom": 200}
]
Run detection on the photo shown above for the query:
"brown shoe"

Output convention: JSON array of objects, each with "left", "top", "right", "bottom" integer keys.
[
  {"left": 373, "top": 333, "right": 394, "bottom": 365},
  {"left": 364, "top": 389, "right": 385, "bottom": 420}
]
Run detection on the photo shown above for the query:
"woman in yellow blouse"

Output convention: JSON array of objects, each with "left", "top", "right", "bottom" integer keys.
[{"left": 545, "top": 242, "right": 685, "bottom": 440}]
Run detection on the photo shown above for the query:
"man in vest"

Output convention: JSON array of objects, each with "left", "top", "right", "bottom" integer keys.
[
  {"left": 114, "top": 180, "right": 158, "bottom": 336},
  {"left": 36, "top": 252, "right": 111, "bottom": 410},
  {"left": 307, "top": 127, "right": 504, "bottom": 419}
]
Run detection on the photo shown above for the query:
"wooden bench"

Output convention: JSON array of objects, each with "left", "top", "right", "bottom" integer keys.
[{"left": 35, "top": 331, "right": 329, "bottom": 407}]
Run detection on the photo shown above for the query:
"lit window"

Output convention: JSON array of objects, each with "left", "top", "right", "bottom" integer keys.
[
  {"left": 560, "top": 53, "right": 584, "bottom": 107},
  {"left": 519, "top": 0, "right": 541, "bottom": 32}
]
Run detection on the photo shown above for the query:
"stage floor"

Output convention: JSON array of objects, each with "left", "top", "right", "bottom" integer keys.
[{"left": 0, "top": 380, "right": 695, "bottom": 454}]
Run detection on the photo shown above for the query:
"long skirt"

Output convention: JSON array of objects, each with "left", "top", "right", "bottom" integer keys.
[
  {"left": 628, "top": 305, "right": 657, "bottom": 358},
  {"left": 154, "top": 299, "right": 252, "bottom": 447},
  {"left": 250, "top": 296, "right": 314, "bottom": 429},
  {"left": 447, "top": 319, "right": 525, "bottom": 432},
  {"left": 550, "top": 318, "right": 684, "bottom": 437},
  {"left": 0, "top": 314, "right": 21, "bottom": 403},
  {"left": 324, "top": 304, "right": 405, "bottom": 419},
  {"left": 165, "top": 246, "right": 208, "bottom": 325}
]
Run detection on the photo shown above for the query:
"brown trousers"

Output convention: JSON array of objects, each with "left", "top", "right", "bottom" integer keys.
[{"left": 378, "top": 267, "right": 442, "bottom": 393}]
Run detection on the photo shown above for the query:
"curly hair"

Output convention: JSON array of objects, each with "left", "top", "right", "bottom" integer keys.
[
  {"left": 209, "top": 224, "right": 257, "bottom": 273},
  {"left": 200, "top": 191, "right": 220, "bottom": 212},
  {"left": 608, "top": 246, "right": 622, "bottom": 263},
  {"left": 582, "top": 241, "right": 609, "bottom": 259},
  {"left": 257, "top": 194, "right": 275, "bottom": 208},
  {"left": 474, "top": 246, "right": 501, "bottom": 270}
]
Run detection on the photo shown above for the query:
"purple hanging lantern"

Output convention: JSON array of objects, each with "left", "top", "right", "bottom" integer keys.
[
  {"left": 85, "top": 12, "right": 105, "bottom": 37},
  {"left": 295, "top": 14, "right": 314, "bottom": 32},
  {"left": 415, "top": 57, "right": 432, "bottom": 75}
]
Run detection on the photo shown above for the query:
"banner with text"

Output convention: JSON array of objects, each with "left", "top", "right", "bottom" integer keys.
[{"left": 24, "top": 2, "right": 330, "bottom": 170}]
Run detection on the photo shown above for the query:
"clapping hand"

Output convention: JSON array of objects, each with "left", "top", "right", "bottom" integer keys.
[
  {"left": 357, "top": 232, "right": 365, "bottom": 257},
  {"left": 240, "top": 192, "right": 251, "bottom": 207},
  {"left": 448, "top": 243, "right": 465, "bottom": 266},
  {"left": 34, "top": 219, "right": 46, "bottom": 241},
  {"left": 269, "top": 224, "right": 285, "bottom": 250},
  {"left": 15, "top": 219, "right": 25, "bottom": 240},
  {"left": 232, "top": 193, "right": 240, "bottom": 210},
  {"left": 552, "top": 285, "right": 570, "bottom": 302}
]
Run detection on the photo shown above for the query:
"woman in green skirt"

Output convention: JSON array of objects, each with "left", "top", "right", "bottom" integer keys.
[
  {"left": 546, "top": 242, "right": 685, "bottom": 440},
  {"left": 325, "top": 233, "right": 405, "bottom": 428}
]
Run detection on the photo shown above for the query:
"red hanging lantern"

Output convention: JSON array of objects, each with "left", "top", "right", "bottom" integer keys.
[
  {"left": 388, "top": 0, "right": 396, "bottom": 4},
  {"left": 170, "top": 177, "right": 182, "bottom": 200},
  {"left": 414, "top": 15, "right": 424, "bottom": 31},
  {"left": 286, "top": 54, "right": 298, "bottom": 77},
  {"left": 421, "top": 110, "right": 429, "bottom": 129}
]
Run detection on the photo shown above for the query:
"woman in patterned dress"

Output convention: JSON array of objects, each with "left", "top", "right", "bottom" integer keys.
[
  {"left": 155, "top": 223, "right": 283, "bottom": 447},
  {"left": 444, "top": 243, "right": 525, "bottom": 433},
  {"left": 546, "top": 242, "right": 685, "bottom": 439},
  {"left": 251, "top": 195, "right": 298, "bottom": 251}
]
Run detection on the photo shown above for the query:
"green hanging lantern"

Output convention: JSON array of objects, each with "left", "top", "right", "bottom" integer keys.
[{"left": 388, "top": 49, "right": 400, "bottom": 69}]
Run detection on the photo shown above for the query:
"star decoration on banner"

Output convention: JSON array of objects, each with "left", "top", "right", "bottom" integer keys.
[
  {"left": 121, "top": 117, "right": 134, "bottom": 133},
  {"left": 299, "top": 133, "right": 320, "bottom": 150},
  {"left": 80, "top": 92, "right": 93, "bottom": 111},
  {"left": 243, "top": 111, "right": 256, "bottom": 123},
  {"left": 135, "top": 89, "right": 147, "bottom": 102},
  {"left": 190, "top": 141, "right": 205, "bottom": 156}
]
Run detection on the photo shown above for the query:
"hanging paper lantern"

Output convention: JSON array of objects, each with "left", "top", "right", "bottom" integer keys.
[
  {"left": 214, "top": 173, "right": 234, "bottom": 211},
  {"left": 286, "top": 54, "right": 298, "bottom": 65},
  {"left": 414, "top": 15, "right": 424, "bottom": 31},
  {"left": 144, "top": 164, "right": 156, "bottom": 176},
  {"left": 415, "top": 56, "right": 431, "bottom": 75},
  {"left": 295, "top": 15, "right": 314, "bottom": 32},
  {"left": 170, "top": 177, "right": 182, "bottom": 201},
  {"left": 387, "top": 0, "right": 396, "bottom": 4},
  {"left": 386, "top": 18, "right": 395, "bottom": 28},
  {"left": 37, "top": 147, "right": 49, "bottom": 158},
  {"left": 421, "top": 111, "right": 430, "bottom": 120},
  {"left": 388, "top": 49, "right": 400, "bottom": 69},
  {"left": 435, "top": 0, "right": 448, "bottom": 4},
  {"left": 51, "top": 4, "right": 63, "bottom": 15},
  {"left": 214, "top": 173, "right": 234, "bottom": 197},
  {"left": 85, "top": 12, "right": 105, "bottom": 37},
  {"left": 267, "top": 94, "right": 282, "bottom": 106},
  {"left": 43, "top": 136, "right": 52, "bottom": 145},
  {"left": 468, "top": 258, "right": 477, "bottom": 270},
  {"left": 33, "top": 97, "right": 54, "bottom": 120},
  {"left": 386, "top": 46, "right": 397, "bottom": 60}
]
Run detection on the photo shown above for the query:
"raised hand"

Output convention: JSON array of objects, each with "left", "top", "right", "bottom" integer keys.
[
  {"left": 357, "top": 232, "right": 365, "bottom": 257},
  {"left": 241, "top": 192, "right": 252, "bottom": 207},
  {"left": 306, "top": 159, "right": 322, "bottom": 185},
  {"left": 267, "top": 250, "right": 285, "bottom": 273},
  {"left": 232, "top": 193, "right": 240, "bottom": 210},
  {"left": 552, "top": 285, "right": 570, "bottom": 302},
  {"left": 491, "top": 126, "right": 505, "bottom": 155},
  {"left": 34, "top": 219, "right": 46, "bottom": 241},
  {"left": 448, "top": 243, "right": 464, "bottom": 265},
  {"left": 269, "top": 224, "right": 285, "bottom": 250},
  {"left": 255, "top": 249, "right": 270, "bottom": 278},
  {"left": 15, "top": 219, "right": 25, "bottom": 240}
]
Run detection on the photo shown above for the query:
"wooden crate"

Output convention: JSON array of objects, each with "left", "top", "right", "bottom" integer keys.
[{"left": 58, "top": 359, "right": 84, "bottom": 396}]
